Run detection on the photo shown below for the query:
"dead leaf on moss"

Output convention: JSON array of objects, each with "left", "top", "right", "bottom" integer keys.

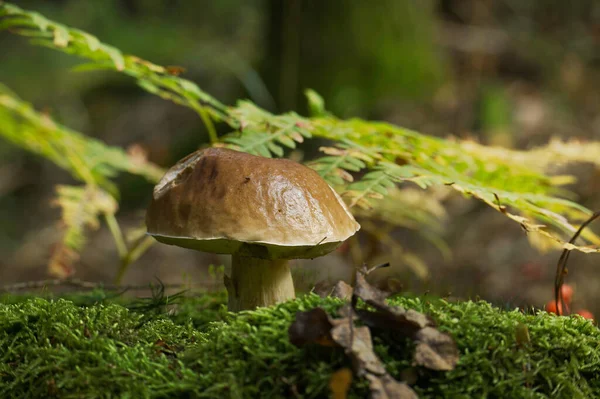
[
  {"left": 337, "top": 303, "right": 356, "bottom": 319},
  {"left": 353, "top": 268, "right": 432, "bottom": 336},
  {"left": 329, "top": 368, "right": 353, "bottom": 399},
  {"left": 355, "top": 306, "right": 431, "bottom": 337},
  {"left": 366, "top": 374, "right": 418, "bottom": 399},
  {"left": 352, "top": 266, "right": 459, "bottom": 371},
  {"left": 289, "top": 307, "right": 419, "bottom": 398},
  {"left": 354, "top": 268, "right": 431, "bottom": 334},
  {"left": 414, "top": 327, "right": 459, "bottom": 371},
  {"left": 314, "top": 280, "right": 354, "bottom": 300},
  {"left": 290, "top": 263, "right": 459, "bottom": 398},
  {"left": 331, "top": 322, "right": 418, "bottom": 397},
  {"left": 330, "top": 321, "right": 386, "bottom": 375},
  {"left": 288, "top": 307, "right": 336, "bottom": 347},
  {"left": 353, "top": 269, "right": 389, "bottom": 304}
]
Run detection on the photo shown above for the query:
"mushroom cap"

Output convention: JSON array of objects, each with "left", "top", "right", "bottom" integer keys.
[{"left": 146, "top": 147, "right": 360, "bottom": 259}]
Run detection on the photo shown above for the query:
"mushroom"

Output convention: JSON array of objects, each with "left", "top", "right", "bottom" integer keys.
[{"left": 146, "top": 147, "right": 360, "bottom": 311}]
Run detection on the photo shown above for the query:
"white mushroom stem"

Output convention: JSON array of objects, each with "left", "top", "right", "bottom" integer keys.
[{"left": 225, "top": 254, "right": 296, "bottom": 311}]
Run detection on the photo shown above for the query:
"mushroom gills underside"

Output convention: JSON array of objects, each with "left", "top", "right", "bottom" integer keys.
[{"left": 148, "top": 234, "right": 343, "bottom": 260}]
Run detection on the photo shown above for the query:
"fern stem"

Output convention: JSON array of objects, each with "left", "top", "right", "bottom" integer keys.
[
  {"left": 114, "top": 236, "right": 155, "bottom": 285},
  {"left": 187, "top": 96, "right": 219, "bottom": 144},
  {"left": 104, "top": 213, "right": 127, "bottom": 258}
]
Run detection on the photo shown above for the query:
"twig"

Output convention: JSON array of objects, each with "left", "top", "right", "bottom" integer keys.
[
  {"left": 554, "top": 211, "right": 600, "bottom": 315},
  {"left": 0, "top": 278, "right": 208, "bottom": 293}
]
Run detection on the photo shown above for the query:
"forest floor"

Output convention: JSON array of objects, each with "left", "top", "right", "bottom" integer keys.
[{"left": 1, "top": 288, "right": 599, "bottom": 398}]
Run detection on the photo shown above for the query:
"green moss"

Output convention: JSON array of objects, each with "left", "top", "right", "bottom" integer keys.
[
  {"left": 0, "top": 297, "right": 201, "bottom": 398},
  {"left": 377, "top": 297, "right": 600, "bottom": 398},
  {"left": 1, "top": 293, "right": 599, "bottom": 398}
]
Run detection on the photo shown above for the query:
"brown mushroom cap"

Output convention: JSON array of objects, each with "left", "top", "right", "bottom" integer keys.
[{"left": 146, "top": 147, "right": 360, "bottom": 259}]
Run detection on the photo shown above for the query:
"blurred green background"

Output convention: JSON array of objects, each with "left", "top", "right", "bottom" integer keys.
[{"left": 1, "top": 0, "right": 599, "bottom": 313}]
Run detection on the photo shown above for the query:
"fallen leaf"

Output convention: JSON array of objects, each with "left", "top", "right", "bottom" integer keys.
[
  {"left": 366, "top": 374, "right": 418, "bottom": 399},
  {"left": 353, "top": 268, "right": 432, "bottom": 336},
  {"left": 314, "top": 280, "right": 354, "bottom": 300},
  {"left": 413, "top": 327, "right": 459, "bottom": 371},
  {"left": 288, "top": 307, "right": 336, "bottom": 347},
  {"left": 330, "top": 322, "right": 386, "bottom": 375},
  {"left": 354, "top": 269, "right": 389, "bottom": 304},
  {"left": 331, "top": 281, "right": 354, "bottom": 300},
  {"left": 289, "top": 307, "right": 419, "bottom": 398},
  {"left": 356, "top": 305, "right": 432, "bottom": 337},
  {"left": 290, "top": 263, "right": 460, "bottom": 398},
  {"left": 352, "top": 266, "right": 459, "bottom": 371},
  {"left": 337, "top": 303, "right": 356, "bottom": 319},
  {"left": 329, "top": 368, "right": 353, "bottom": 399}
]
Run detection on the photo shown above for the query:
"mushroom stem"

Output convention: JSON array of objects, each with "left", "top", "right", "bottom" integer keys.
[{"left": 226, "top": 254, "right": 295, "bottom": 311}]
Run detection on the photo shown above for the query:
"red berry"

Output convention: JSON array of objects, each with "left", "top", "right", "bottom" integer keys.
[
  {"left": 545, "top": 300, "right": 566, "bottom": 315},
  {"left": 575, "top": 309, "right": 594, "bottom": 320},
  {"left": 560, "top": 284, "right": 574, "bottom": 304}
]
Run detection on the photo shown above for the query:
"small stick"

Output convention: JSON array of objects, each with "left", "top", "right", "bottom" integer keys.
[
  {"left": 554, "top": 211, "right": 600, "bottom": 315},
  {"left": 0, "top": 278, "right": 206, "bottom": 293}
]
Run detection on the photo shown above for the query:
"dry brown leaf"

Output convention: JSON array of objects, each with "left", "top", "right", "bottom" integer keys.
[
  {"left": 353, "top": 267, "right": 432, "bottom": 336},
  {"left": 289, "top": 307, "right": 419, "bottom": 398},
  {"left": 331, "top": 281, "right": 354, "bottom": 300},
  {"left": 352, "top": 266, "right": 459, "bottom": 371},
  {"left": 329, "top": 368, "right": 353, "bottom": 399},
  {"left": 353, "top": 270, "right": 389, "bottom": 304},
  {"left": 290, "top": 264, "right": 459, "bottom": 398},
  {"left": 313, "top": 280, "right": 354, "bottom": 300},
  {"left": 288, "top": 307, "right": 336, "bottom": 347},
  {"left": 330, "top": 322, "right": 386, "bottom": 376},
  {"left": 366, "top": 375, "right": 418, "bottom": 399},
  {"left": 413, "top": 327, "right": 459, "bottom": 371}
]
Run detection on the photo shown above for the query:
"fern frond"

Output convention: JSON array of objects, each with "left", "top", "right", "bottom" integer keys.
[
  {"left": 461, "top": 138, "right": 600, "bottom": 171},
  {"left": 222, "top": 101, "right": 311, "bottom": 157},
  {"left": 344, "top": 170, "right": 398, "bottom": 209},
  {"left": 379, "top": 161, "right": 600, "bottom": 250},
  {"left": 49, "top": 185, "right": 117, "bottom": 277},
  {"left": 307, "top": 140, "right": 376, "bottom": 186},
  {"left": 0, "top": 84, "right": 166, "bottom": 276},
  {"left": 0, "top": 3, "right": 227, "bottom": 142},
  {"left": 0, "top": 83, "right": 164, "bottom": 190},
  {"left": 3, "top": 2, "right": 600, "bottom": 253}
]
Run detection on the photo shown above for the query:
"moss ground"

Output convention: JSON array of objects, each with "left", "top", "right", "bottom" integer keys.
[{"left": 1, "top": 291, "right": 599, "bottom": 398}]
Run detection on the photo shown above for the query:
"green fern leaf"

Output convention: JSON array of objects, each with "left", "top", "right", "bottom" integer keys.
[
  {"left": 307, "top": 141, "right": 376, "bottom": 186},
  {"left": 4, "top": 1, "right": 600, "bottom": 253},
  {"left": 222, "top": 102, "right": 312, "bottom": 157},
  {"left": 49, "top": 185, "right": 117, "bottom": 278},
  {"left": 0, "top": 83, "right": 164, "bottom": 189}
]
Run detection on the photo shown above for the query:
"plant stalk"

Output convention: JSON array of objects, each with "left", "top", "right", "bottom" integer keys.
[{"left": 225, "top": 254, "right": 295, "bottom": 311}]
